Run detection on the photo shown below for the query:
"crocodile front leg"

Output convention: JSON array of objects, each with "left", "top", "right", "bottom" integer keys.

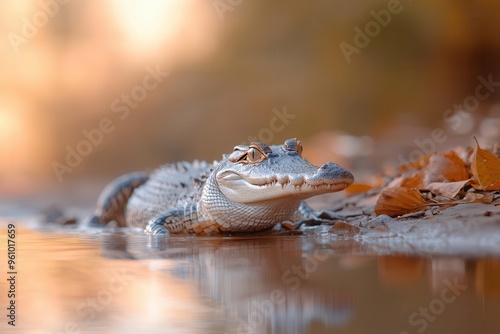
[
  {"left": 145, "top": 204, "right": 209, "bottom": 235},
  {"left": 145, "top": 207, "right": 191, "bottom": 235}
]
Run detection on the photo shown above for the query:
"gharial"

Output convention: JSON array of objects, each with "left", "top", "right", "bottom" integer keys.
[{"left": 86, "top": 138, "right": 354, "bottom": 235}]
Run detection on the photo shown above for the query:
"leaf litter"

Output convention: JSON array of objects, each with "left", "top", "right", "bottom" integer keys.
[{"left": 344, "top": 138, "right": 500, "bottom": 218}]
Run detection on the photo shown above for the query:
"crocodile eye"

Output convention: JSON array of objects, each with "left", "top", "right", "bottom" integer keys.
[
  {"left": 247, "top": 147, "right": 263, "bottom": 163},
  {"left": 229, "top": 144, "right": 268, "bottom": 164}
]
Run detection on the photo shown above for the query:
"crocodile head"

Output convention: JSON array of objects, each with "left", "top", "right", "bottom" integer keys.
[
  {"left": 199, "top": 138, "right": 353, "bottom": 232},
  {"left": 215, "top": 138, "right": 354, "bottom": 204}
]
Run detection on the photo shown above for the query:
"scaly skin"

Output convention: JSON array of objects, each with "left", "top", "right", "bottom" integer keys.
[{"left": 87, "top": 138, "right": 354, "bottom": 235}]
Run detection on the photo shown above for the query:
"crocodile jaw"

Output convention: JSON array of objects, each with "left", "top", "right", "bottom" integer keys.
[{"left": 216, "top": 162, "right": 354, "bottom": 204}]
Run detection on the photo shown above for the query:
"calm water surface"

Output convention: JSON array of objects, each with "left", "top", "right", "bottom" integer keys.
[{"left": 1, "top": 223, "right": 499, "bottom": 334}]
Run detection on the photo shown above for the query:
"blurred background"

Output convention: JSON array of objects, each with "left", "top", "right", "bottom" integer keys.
[{"left": 1, "top": 0, "right": 500, "bottom": 208}]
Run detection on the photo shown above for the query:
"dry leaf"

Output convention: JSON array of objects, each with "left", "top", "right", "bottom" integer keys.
[
  {"left": 423, "top": 151, "right": 469, "bottom": 186},
  {"left": 345, "top": 183, "right": 373, "bottom": 195},
  {"left": 375, "top": 187, "right": 428, "bottom": 217},
  {"left": 397, "top": 151, "right": 469, "bottom": 190},
  {"left": 398, "top": 154, "right": 432, "bottom": 173},
  {"left": 426, "top": 179, "right": 472, "bottom": 198},
  {"left": 463, "top": 192, "right": 495, "bottom": 204},
  {"left": 471, "top": 138, "right": 500, "bottom": 190},
  {"left": 401, "top": 172, "right": 425, "bottom": 189}
]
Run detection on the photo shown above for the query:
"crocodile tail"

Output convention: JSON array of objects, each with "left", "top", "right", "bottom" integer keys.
[{"left": 92, "top": 172, "right": 149, "bottom": 227}]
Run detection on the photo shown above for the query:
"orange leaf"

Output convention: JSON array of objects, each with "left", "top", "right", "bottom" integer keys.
[
  {"left": 426, "top": 179, "right": 472, "bottom": 198},
  {"left": 345, "top": 183, "right": 373, "bottom": 195},
  {"left": 471, "top": 138, "right": 500, "bottom": 190},
  {"left": 398, "top": 153, "right": 432, "bottom": 173},
  {"left": 424, "top": 151, "right": 470, "bottom": 186},
  {"left": 401, "top": 172, "right": 425, "bottom": 189},
  {"left": 375, "top": 187, "right": 428, "bottom": 217},
  {"left": 397, "top": 151, "right": 469, "bottom": 190}
]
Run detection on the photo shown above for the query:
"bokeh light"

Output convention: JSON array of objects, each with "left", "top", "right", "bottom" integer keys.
[{"left": 0, "top": 1, "right": 498, "bottom": 202}]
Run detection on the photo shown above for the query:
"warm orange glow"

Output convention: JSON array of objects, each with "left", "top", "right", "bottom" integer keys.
[
  {"left": 108, "top": 0, "right": 210, "bottom": 58},
  {"left": 0, "top": 106, "right": 24, "bottom": 174},
  {"left": 0, "top": 108, "right": 22, "bottom": 141},
  {"left": 0, "top": 99, "right": 52, "bottom": 194}
]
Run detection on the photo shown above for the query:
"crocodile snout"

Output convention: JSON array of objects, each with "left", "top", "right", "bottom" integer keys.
[{"left": 306, "top": 162, "right": 354, "bottom": 186}]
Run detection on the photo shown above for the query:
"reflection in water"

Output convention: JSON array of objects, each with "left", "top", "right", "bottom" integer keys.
[
  {"left": 476, "top": 259, "right": 500, "bottom": 298},
  {"left": 1, "top": 226, "right": 499, "bottom": 334},
  {"left": 144, "top": 236, "right": 356, "bottom": 334}
]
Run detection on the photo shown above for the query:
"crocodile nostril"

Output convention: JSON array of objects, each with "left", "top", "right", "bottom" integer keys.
[
  {"left": 320, "top": 162, "right": 334, "bottom": 169},
  {"left": 318, "top": 163, "right": 354, "bottom": 183}
]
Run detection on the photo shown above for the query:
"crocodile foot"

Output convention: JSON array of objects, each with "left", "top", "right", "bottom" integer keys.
[{"left": 145, "top": 215, "right": 171, "bottom": 235}]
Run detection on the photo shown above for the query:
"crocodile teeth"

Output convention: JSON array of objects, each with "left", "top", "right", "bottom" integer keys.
[
  {"left": 277, "top": 175, "right": 289, "bottom": 185},
  {"left": 290, "top": 179, "right": 305, "bottom": 187}
]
